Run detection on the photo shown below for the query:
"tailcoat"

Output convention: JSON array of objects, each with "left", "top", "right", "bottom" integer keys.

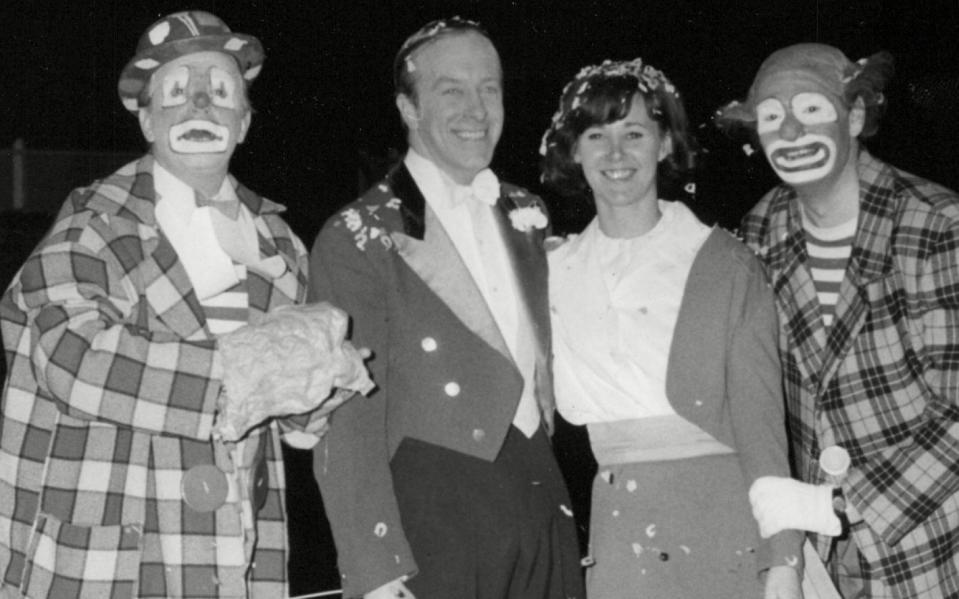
[{"left": 309, "top": 163, "right": 568, "bottom": 598}]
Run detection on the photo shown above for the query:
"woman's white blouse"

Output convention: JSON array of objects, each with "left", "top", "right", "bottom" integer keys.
[{"left": 548, "top": 201, "right": 710, "bottom": 424}]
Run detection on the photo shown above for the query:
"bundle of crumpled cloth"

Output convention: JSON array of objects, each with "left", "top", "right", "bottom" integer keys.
[{"left": 214, "top": 301, "right": 374, "bottom": 441}]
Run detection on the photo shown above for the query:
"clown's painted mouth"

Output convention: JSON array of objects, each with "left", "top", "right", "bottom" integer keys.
[
  {"left": 771, "top": 143, "right": 829, "bottom": 172},
  {"left": 178, "top": 128, "right": 223, "bottom": 142},
  {"left": 169, "top": 119, "right": 230, "bottom": 154}
]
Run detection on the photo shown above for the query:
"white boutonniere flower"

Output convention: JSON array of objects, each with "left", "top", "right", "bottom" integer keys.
[{"left": 508, "top": 205, "right": 548, "bottom": 232}]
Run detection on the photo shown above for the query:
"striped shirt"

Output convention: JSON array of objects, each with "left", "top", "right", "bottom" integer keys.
[{"left": 802, "top": 213, "right": 856, "bottom": 327}]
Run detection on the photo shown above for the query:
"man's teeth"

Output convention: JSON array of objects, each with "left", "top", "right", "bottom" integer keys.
[
  {"left": 457, "top": 130, "right": 486, "bottom": 140},
  {"left": 604, "top": 169, "right": 634, "bottom": 180}
]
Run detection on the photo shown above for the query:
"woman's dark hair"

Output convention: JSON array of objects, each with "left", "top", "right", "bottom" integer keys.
[{"left": 540, "top": 59, "right": 696, "bottom": 200}]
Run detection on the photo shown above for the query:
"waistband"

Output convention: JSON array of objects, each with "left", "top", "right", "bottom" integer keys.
[{"left": 587, "top": 415, "right": 735, "bottom": 466}]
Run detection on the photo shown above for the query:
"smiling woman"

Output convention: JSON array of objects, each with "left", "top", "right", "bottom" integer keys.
[{"left": 539, "top": 58, "right": 805, "bottom": 599}]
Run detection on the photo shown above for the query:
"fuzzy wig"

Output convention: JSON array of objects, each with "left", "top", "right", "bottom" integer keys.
[
  {"left": 539, "top": 59, "right": 696, "bottom": 200},
  {"left": 716, "top": 43, "right": 894, "bottom": 139}
]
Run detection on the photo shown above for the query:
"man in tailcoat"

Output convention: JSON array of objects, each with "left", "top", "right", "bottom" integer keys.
[{"left": 309, "top": 17, "right": 584, "bottom": 599}]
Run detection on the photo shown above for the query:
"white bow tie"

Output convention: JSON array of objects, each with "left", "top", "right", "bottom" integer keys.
[{"left": 451, "top": 169, "right": 500, "bottom": 207}]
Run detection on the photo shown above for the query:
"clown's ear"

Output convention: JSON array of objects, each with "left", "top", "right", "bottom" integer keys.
[
  {"left": 849, "top": 97, "right": 866, "bottom": 138},
  {"left": 138, "top": 109, "right": 156, "bottom": 143}
]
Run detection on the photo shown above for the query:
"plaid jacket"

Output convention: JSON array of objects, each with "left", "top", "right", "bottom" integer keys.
[
  {"left": 0, "top": 156, "right": 309, "bottom": 598},
  {"left": 742, "top": 151, "right": 959, "bottom": 598}
]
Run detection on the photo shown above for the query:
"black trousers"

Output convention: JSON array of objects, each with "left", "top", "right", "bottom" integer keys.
[{"left": 391, "top": 426, "right": 585, "bottom": 599}]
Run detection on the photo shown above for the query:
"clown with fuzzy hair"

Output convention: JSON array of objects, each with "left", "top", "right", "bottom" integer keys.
[{"left": 719, "top": 43, "right": 959, "bottom": 598}]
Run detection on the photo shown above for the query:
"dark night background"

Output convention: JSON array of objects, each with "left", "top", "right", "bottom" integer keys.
[{"left": 2, "top": 1, "right": 959, "bottom": 596}]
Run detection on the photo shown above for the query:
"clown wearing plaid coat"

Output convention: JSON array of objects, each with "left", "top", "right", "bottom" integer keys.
[
  {"left": 0, "top": 12, "right": 316, "bottom": 598},
  {"left": 723, "top": 43, "right": 959, "bottom": 598}
]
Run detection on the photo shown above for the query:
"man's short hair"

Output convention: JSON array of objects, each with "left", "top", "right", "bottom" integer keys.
[{"left": 392, "top": 17, "right": 492, "bottom": 102}]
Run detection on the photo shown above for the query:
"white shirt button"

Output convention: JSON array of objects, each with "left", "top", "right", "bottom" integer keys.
[
  {"left": 473, "top": 428, "right": 485, "bottom": 442},
  {"left": 421, "top": 337, "right": 437, "bottom": 352},
  {"left": 444, "top": 382, "right": 460, "bottom": 397}
]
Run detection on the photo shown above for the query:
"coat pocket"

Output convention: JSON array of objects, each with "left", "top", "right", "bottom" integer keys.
[{"left": 20, "top": 514, "right": 142, "bottom": 599}]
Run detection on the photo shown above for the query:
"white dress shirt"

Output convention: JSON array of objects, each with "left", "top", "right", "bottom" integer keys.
[{"left": 405, "top": 149, "right": 540, "bottom": 436}]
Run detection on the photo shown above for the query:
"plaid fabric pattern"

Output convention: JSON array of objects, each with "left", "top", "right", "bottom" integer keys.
[
  {"left": 742, "top": 151, "right": 959, "bottom": 598},
  {"left": 0, "top": 155, "right": 309, "bottom": 597}
]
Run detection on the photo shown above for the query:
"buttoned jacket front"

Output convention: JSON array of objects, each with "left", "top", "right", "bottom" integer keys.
[
  {"left": 309, "top": 163, "right": 553, "bottom": 598},
  {"left": 0, "top": 155, "right": 309, "bottom": 598},
  {"left": 741, "top": 151, "right": 959, "bottom": 598}
]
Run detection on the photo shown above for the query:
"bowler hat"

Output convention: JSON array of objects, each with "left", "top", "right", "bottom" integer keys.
[{"left": 118, "top": 11, "right": 264, "bottom": 112}]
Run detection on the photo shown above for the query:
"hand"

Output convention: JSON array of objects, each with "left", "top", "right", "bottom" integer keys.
[
  {"left": 749, "top": 476, "right": 841, "bottom": 538},
  {"left": 764, "top": 565, "right": 802, "bottom": 599},
  {"left": 364, "top": 577, "right": 415, "bottom": 599}
]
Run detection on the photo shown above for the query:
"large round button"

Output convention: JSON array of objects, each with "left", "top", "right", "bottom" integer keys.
[
  {"left": 421, "top": 337, "right": 437, "bottom": 352},
  {"left": 472, "top": 428, "right": 485, "bottom": 442},
  {"left": 181, "top": 465, "right": 229, "bottom": 512},
  {"left": 444, "top": 382, "right": 460, "bottom": 397}
]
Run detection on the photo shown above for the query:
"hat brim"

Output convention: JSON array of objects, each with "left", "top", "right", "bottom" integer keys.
[{"left": 118, "top": 33, "right": 264, "bottom": 112}]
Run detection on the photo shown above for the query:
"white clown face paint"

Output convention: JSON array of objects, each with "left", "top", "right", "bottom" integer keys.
[
  {"left": 139, "top": 51, "right": 250, "bottom": 179},
  {"left": 209, "top": 67, "right": 238, "bottom": 109},
  {"left": 161, "top": 66, "right": 189, "bottom": 107},
  {"left": 753, "top": 70, "right": 860, "bottom": 190},
  {"left": 756, "top": 92, "right": 839, "bottom": 185},
  {"left": 167, "top": 119, "right": 231, "bottom": 153}
]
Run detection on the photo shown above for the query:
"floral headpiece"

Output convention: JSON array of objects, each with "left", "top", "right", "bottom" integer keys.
[{"left": 539, "top": 58, "right": 679, "bottom": 156}]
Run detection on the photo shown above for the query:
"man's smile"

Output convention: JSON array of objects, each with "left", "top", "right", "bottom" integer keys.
[{"left": 602, "top": 168, "right": 636, "bottom": 181}]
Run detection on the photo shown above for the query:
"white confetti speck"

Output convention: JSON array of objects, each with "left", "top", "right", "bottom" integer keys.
[
  {"left": 646, "top": 524, "right": 656, "bottom": 538},
  {"left": 626, "top": 479, "right": 637, "bottom": 492},
  {"left": 224, "top": 38, "right": 248, "bottom": 52},
  {"left": 680, "top": 545, "right": 691, "bottom": 554},
  {"left": 743, "top": 143, "right": 756, "bottom": 156},
  {"left": 612, "top": 510, "right": 620, "bottom": 517},
  {"left": 600, "top": 470, "right": 612, "bottom": 484},
  {"left": 632, "top": 543, "right": 643, "bottom": 556},
  {"left": 559, "top": 504, "right": 573, "bottom": 517},
  {"left": 785, "top": 555, "right": 799, "bottom": 567}
]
